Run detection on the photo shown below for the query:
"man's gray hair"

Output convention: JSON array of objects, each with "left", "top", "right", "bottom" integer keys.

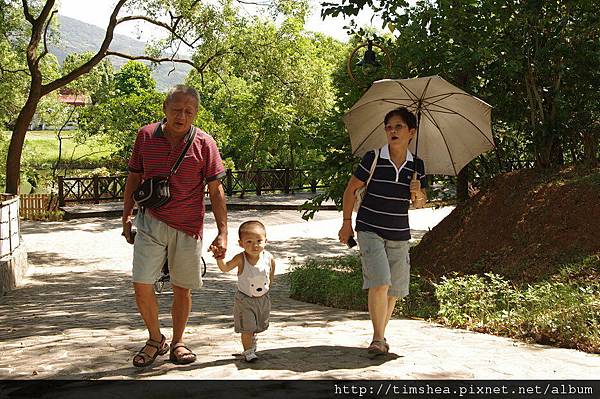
[{"left": 165, "top": 85, "right": 199, "bottom": 109}]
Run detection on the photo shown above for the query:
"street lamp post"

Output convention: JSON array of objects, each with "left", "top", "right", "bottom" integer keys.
[{"left": 347, "top": 38, "right": 392, "bottom": 89}]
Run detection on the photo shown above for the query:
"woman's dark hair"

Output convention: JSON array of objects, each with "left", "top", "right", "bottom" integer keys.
[{"left": 384, "top": 107, "right": 417, "bottom": 129}]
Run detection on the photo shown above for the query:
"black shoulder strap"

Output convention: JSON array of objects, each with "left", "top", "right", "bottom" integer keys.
[{"left": 170, "top": 126, "right": 197, "bottom": 176}]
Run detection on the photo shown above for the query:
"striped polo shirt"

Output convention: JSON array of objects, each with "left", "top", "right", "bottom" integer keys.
[
  {"left": 354, "top": 144, "right": 427, "bottom": 241},
  {"left": 128, "top": 121, "right": 225, "bottom": 239}
]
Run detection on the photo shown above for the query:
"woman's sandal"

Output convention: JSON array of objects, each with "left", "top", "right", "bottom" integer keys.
[
  {"left": 133, "top": 334, "right": 169, "bottom": 367},
  {"left": 170, "top": 342, "right": 197, "bottom": 365},
  {"left": 367, "top": 339, "right": 389, "bottom": 355}
]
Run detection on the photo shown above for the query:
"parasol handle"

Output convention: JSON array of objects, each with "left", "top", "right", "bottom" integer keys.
[
  {"left": 414, "top": 109, "right": 422, "bottom": 160},
  {"left": 411, "top": 171, "right": 426, "bottom": 208}
]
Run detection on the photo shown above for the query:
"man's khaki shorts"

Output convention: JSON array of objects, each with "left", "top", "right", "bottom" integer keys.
[
  {"left": 357, "top": 230, "right": 411, "bottom": 298},
  {"left": 233, "top": 290, "right": 271, "bottom": 333},
  {"left": 132, "top": 211, "right": 203, "bottom": 290}
]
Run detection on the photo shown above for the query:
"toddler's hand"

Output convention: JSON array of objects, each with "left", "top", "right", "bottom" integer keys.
[{"left": 209, "top": 244, "right": 225, "bottom": 260}]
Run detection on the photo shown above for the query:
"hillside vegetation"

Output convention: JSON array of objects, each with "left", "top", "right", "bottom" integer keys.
[{"left": 412, "top": 165, "right": 600, "bottom": 284}]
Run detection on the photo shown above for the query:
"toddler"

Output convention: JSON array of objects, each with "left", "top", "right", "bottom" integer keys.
[{"left": 214, "top": 220, "right": 275, "bottom": 362}]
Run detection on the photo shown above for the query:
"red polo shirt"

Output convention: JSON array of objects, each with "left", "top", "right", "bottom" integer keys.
[{"left": 128, "top": 122, "right": 225, "bottom": 239}]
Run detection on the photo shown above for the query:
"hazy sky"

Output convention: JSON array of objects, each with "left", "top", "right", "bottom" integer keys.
[{"left": 58, "top": 0, "right": 384, "bottom": 43}]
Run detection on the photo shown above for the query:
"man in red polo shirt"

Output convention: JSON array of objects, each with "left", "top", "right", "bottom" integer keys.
[{"left": 121, "top": 85, "right": 228, "bottom": 367}]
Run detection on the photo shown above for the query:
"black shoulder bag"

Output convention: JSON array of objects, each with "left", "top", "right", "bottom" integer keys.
[{"left": 134, "top": 128, "right": 197, "bottom": 209}]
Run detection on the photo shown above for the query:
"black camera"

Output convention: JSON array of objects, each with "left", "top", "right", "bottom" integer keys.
[{"left": 347, "top": 236, "right": 357, "bottom": 248}]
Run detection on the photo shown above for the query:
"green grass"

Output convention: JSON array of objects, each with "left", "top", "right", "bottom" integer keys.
[
  {"left": 289, "top": 256, "right": 368, "bottom": 311},
  {"left": 2, "top": 130, "right": 117, "bottom": 168},
  {"left": 1, "top": 130, "right": 120, "bottom": 192},
  {"left": 289, "top": 254, "right": 600, "bottom": 353}
]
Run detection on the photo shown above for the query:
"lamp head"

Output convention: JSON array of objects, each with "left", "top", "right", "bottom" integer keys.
[{"left": 356, "top": 39, "right": 381, "bottom": 67}]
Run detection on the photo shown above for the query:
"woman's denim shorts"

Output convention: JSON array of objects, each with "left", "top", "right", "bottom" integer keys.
[{"left": 357, "top": 230, "right": 411, "bottom": 298}]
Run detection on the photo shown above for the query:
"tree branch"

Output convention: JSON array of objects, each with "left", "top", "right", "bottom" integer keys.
[
  {"left": 41, "top": 0, "right": 129, "bottom": 95},
  {"left": 105, "top": 51, "right": 197, "bottom": 69},
  {"left": 117, "top": 15, "right": 198, "bottom": 49},
  {"left": 24, "top": 0, "right": 55, "bottom": 80},
  {"left": 196, "top": 45, "right": 239, "bottom": 73},
  {"left": 235, "top": 0, "right": 271, "bottom": 5},
  {"left": 21, "top": 0, "right": 34, "bottom": 24},
  {"left": 208, "top": 64, "right": 233, "bottom": 98},
  {"left": 36, "top": 9, "right": 57, "bottom": 65},
  {"left": 0, "top": 65, "right": 29, "bottom": 75}
]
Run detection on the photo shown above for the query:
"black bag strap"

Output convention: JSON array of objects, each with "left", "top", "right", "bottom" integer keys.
[{"left": 169, "top": 126, "right": 197, "bottom": 176}]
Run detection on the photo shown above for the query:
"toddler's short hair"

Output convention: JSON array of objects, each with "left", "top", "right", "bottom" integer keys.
[{"left": 238, "top": 220, "right": 266, "bottom": 238}]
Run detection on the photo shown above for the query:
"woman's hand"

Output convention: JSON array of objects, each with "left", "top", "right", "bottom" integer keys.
[
  {"left": 410, "top": 172, "right": 421, "bottom": 197},
  {"left": 338, "top": 220, "right": 354, "bottom": 245}
]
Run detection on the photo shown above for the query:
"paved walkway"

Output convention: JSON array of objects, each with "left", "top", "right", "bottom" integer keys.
[{"left": 0, "top": 202, "right": 599, "bottom": 381}]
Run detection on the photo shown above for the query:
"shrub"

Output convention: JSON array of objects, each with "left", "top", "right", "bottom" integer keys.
[
  {"left": 518, "top": 281, "right": 599, "bottom": 351},
  {"left": 290, "top": 254, "right": 599, "bottom": 353},
  {"left": 288, "top": 256, "right": 367, "bottom": 311},
  {"left": 433, "top": 258, "right": 599, "bottom": 352},
  {"left": 435, "top": 273, "right": 521, "bottom": 329}
]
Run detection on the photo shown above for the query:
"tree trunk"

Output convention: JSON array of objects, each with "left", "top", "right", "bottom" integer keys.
[
  {"left": 550, "top": 138, "right": 564, "bottom": 166},
  {"left": 582, "top": 126, "right": 599, "bottom": 167},
  {"left": 456, "top": 165, "right": 469, "bottom": 203},
  {"left": 5, "top": 93, "right": 42, "bottom": 194},
  {"left": 453, "top": 73, "right": 471, "bottom": 203}
]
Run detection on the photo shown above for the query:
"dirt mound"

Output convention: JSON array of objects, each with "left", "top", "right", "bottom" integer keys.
[{"left": 412, "top": 165, "right": 600, "bottom": 284}]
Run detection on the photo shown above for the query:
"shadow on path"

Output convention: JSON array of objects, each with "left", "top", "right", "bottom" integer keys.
[
  {"left": 75, "top": 345, "right": 399, "bottom": 381},
  {"left": 0, "top": 269, "right": 362, "bottom": 342},
  {"left": 20, "top": 219, "right": 121, "bottom": 235},
  {"left": 26, "top": 251, "right": 106, "bottom": 269},
  {"left": 268, "top": 236, "right": 349, "bottom": 264},
  {"left": 205, "top": 345, "right": 400, "bottom": 372}
]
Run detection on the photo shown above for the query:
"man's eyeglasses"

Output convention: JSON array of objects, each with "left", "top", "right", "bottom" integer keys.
[{"left": 384, "top": 123, "right": 408, "bottom": 132}]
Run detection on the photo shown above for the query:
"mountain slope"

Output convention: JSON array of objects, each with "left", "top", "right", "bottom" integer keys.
[{"left": 51, "top": 15, "right": 192, "bottom": 91}]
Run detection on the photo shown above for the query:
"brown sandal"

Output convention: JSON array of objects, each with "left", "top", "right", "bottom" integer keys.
[
  {"left": 169, "top": 342, "right": 197, "bottom": 365},
  {"left": 133, "top": 334, "right": 169, "bottom": 367},
  {"left": 367, "top": 339, "right": 389, "bottom": 355}
]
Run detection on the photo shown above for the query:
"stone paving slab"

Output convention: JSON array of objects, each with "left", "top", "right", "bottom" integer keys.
[{"left": 1, "top": 206, "right": 599, "bottom": 381}]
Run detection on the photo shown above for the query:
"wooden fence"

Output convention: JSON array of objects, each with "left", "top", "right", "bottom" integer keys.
[
  {"left": 57, "top": 175, "right": 127, "bottom": 206},
  {"left": 223, "top": 168, "right": 322, "bottom": 196},
  {"left": 53, "top": 161, "right": 537, "bottom": 207},
  {"left": 19, "top": 194, "right": 61, "bottom": 221},
  {"left": 57, "top": 168, "right": 324, "bottom": 206}
]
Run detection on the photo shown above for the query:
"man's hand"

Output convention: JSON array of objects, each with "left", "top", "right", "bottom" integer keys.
[
  {"left": 122, "top": 216, "right": 135, "bottom": 244},
  {"left": 208, "top": 232, "right": 227, "bottom": 260}
]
